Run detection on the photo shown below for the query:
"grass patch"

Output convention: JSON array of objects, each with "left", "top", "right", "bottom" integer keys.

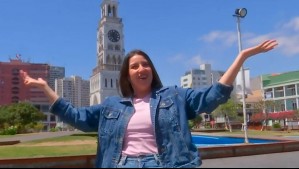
[
  {"left": 0, "top": 133, "right": 97, "bottom": 159},
  {"left": 0, "top": 144, "right": 97, "bottom": 159},
  {"left": 0, "top": 135, "right": 18, "bottom": 139}
]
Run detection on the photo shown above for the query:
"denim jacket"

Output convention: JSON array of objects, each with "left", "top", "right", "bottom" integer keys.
[{"left": 50, "top": 82, "right": 233, "bottom": 168}]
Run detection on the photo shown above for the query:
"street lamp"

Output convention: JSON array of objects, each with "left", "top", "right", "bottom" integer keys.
[{"left": 233, "top": 8, "right": 249, "bottom": 144}]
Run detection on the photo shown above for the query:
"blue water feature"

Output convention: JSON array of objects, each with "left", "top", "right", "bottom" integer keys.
[{"left": 192, "top": 135, "right": 279, "bottom": 147}]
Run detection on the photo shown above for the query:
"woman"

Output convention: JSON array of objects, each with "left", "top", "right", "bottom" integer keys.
[{"left": 20, "top": 39, "right": 278, "bottom": 168}]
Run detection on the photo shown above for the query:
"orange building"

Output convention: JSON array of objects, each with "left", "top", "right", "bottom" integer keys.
[{"left": 0, "top": 58, "right": 49, "bottom": 105}]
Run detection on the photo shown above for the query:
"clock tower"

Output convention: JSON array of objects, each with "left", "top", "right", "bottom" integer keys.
[{"left": 90, "top": 0, "right": 125, "bottom": 105}]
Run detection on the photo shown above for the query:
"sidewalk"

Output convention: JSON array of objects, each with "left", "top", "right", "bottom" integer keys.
[
  {"left": 0, "top": 130, "right": 83, "bottom": 143},
  {"left": 201, "top": 151, "right": 299, "bottom": 168}
]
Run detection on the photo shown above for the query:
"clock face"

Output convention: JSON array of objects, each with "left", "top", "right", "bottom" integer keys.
[{"left": 108, "top": 29, "right": 120, "bottom": 42}]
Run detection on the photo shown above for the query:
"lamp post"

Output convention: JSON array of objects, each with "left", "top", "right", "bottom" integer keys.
[{"left": 233, "top": 8, "right": 249, "bottom": 144}]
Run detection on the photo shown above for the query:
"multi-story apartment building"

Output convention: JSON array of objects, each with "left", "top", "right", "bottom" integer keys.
[
  {"left": 0, "top": 58, "right": 49, "bottom": 105},
  {"left": 48, "top": 66, "right": 65, "bottom": 90},
  {"left": 180, "top": 64, "right": 225, "bottom": 123},
  {"left": 180, "top": 64, "right": 224, "bottom": 89},
  {"left": 55, "top": 76, "right": 90, "bottom": 130},
  {"left": 0, "top": 57, "right": 65, "bottom": 131},
  {"left": 55, "top": 76, "right": 90, "bottom": 107}
]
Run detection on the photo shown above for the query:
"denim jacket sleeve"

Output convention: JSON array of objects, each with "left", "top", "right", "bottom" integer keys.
[
  {"left": 185, "top": 82, "right": 233, "bottom": 118},
  {"left": 49, "top": 97, "right": 103, "bottom": 132}
]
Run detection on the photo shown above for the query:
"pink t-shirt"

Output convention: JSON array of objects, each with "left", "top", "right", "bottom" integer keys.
[{"left": 121, "top": 94, "right": 158, "bottom": 156}]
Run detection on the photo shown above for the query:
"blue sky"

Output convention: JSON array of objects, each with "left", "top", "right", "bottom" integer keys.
[{"left": 1, "top": 0, "right": 299, "bottom": 86}]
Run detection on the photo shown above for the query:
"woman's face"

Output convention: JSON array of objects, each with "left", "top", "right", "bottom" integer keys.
[{"left": 128, "top": 54, "right": 153, "bottom": 96}]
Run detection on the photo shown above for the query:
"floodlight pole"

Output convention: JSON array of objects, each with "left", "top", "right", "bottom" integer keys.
[{"left": 234, "top": 8, "right": 249, "bottom": 144}]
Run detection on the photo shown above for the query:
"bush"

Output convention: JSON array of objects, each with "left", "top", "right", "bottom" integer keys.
[
  {"left": 272, "top": 122, "right": 281, "bottom": 129},
  {"left": 50, "top": 127, "right": 59, "bottom": 132},
  {"left": 0, "top": 126, "right": 17, "bottom": 135}
]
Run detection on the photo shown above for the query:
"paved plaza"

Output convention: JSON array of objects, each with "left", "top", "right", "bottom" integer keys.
[
  {"left": 201, "top": 151, "right": 299, "bottom": 168},
  {"left": 1, "top": 131, "right": 299, "bottom": 168}
]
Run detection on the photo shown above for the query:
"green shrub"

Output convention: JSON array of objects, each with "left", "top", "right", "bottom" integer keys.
[
  {"left": 50, "top": 127, "right": 59, "bottom": 132},
  {"left": 272, "top": 122, "right": 281, "bottom": 128},
  {"left": 0, "top": 126, "right": 17, "bottom": 135}
]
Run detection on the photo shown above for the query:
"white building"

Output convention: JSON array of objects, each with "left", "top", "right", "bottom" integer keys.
[
  {"left": 55, "top": 76, "right": 90, "bottom": 130},
  {"left": 90, "top": 0, "right": 125, "bottom": 105},
  {"left": 180, "top": 64, "right": 224, "bottom": 89},
  {"left": 55, "top": 76, "right": 90, "bottom": 107}
]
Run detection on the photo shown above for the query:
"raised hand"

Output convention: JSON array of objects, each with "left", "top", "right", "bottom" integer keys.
[
  {"left": 219, "top": 39, "right": 278, "bottom": 86},
  {"left": 242, "top": 39, "right": 278, "bottom": 59},
  {"left": 19, "top": 70, "right": 59, "bottom": 104},
  {"left": 20, "top": 70, "right": 47, "bottom": 88}
]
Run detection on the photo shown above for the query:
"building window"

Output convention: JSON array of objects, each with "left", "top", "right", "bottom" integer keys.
[
  {"left": 264, "top": 89, "right": 273, "bottom": 99},
  {"left": 11, "top": 68, "right": 19, "bottom": 76},
  {"left": 108, "top": 44, "right": 113, "bottom": 50},
  {"left": 111, "top": 79, "right": 113, "bottom": 88},
  {"left": 11, "top": 96, "right": 19, "bottom": 103},
  {"left": 50, "top": 115, "right": 56, "bottom": 122},
  {"left": 285, "top": 85, "right": 296, "bottom": 96},
  {"left": 11, "top": 77, "right": 19, "bottom": 85},
  {"left": 105, "top": 79, "right": 107, "bottom": 87},
  {"left": 293, "top": 102, "right": 297, "bottom": 110},
  {"left": 43, "top": 115, "right": 48, "bottom": 121},
  {"left": 274, "top": 87, "right": 284, "bottom": 98},
  {"left": 115, "top": 45, "right": 120, "bottom": 51},
  {"left": 11, "top": 87, "right": 19, "bottom": 94},
  {"left": 116, "top": 79, "right": 119, "bottom": 89}
]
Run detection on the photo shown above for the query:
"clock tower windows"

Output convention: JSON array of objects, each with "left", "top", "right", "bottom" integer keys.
[{"left": 101, "top": 2, "right": 118, "bottom": 18}]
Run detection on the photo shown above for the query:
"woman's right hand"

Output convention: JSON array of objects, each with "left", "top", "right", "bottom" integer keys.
[
  {"left": 19, "top": 70, "right": 59, "bottom": 104},
  {"left": 20, "top": 70, "right": 47, "bottom": 88}
]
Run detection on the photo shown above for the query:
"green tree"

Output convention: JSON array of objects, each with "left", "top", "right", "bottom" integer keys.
[
  {"left": 212, "top": 99, "right": 241, "bottom": 132},
  {"left": 2, "top": 102, "right": 44, "bottom": 133},
  {"left": 0, "top": 105, "right": 9, "bottom": 129},
  {"left": 188, "top": 115, "right": 203, "bottom": 130}
]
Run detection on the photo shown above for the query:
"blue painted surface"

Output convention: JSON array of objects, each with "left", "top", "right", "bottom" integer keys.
[{"left": 192, "top": 135, "right": 279, "bottom": 147}]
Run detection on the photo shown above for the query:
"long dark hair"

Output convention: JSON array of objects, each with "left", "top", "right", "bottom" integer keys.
[{"left": 119, "top": 49, "right": 163, "bottom": 97}]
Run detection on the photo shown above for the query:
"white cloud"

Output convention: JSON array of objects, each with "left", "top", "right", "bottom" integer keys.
[
  {"left": 282, "top": 17, "right": 299, "bottom": 32},
  {"left": 201, "top": 17, "right": 299, "bottom": 57},
  {"left": 243, "top": 17, "right": 299, "bottom": 57},
  {"left": 200, "top": 31, "right": 237, "bottom": 47},
  {"left": 167, "top": 53, "right": 185, "bottom": 63},
  {"left": 187, "top": 55, "right": 208, "bottom": 67},
  {"left": 276, "top": 35, "right": 299, "bottom": 56},
  {"left": 167, "top": 53, "right": 212, "bottom": 69}
]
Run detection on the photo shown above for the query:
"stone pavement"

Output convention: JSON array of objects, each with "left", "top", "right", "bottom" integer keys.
[
  {"left": 201, "top": 151, "right": 299, "bottom": 168},
  {"left": 0, "top": 130, "right": 83, "bottom": 143}
]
